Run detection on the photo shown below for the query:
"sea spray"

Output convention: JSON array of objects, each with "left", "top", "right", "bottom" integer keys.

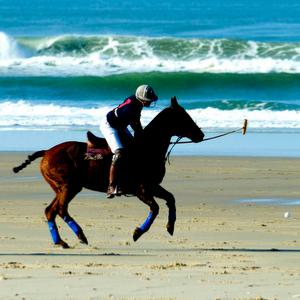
[{"left": 0, "top": 32, "right": 18, "bottom": 60}]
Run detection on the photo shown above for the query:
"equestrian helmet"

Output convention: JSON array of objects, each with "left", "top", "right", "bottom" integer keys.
[{"left": 135, "top": 85, "right": 158, "bottom": 104}]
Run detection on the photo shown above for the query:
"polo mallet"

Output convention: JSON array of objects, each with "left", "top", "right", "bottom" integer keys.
[
  {"left": 170, "top": 119, "right": 248, "bottom": 144},
  {"left": 202, "top": 118, "right": 248, "bottom": 141}
]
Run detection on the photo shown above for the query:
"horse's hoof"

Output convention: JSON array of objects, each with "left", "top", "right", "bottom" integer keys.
[
  {"left": 166, "top": 223, "right": 175, "bottom": 236},
  {"left": 80, "top": 239, "right": 88, "bottom": 245},
  {"left": 78, "top": 232, "right": 88, "bottom": 245},
  {"left": 133, "top": 227, "right": 144, "bottom": 242},
  {"left": 56, "top": 240, "right": 70, "bottom": 249}
]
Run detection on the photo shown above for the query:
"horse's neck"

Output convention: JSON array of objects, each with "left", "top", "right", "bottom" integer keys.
[
  {"left": 128, "top": 109, "right": 175, "bottom": 185},
  {"left": 141, "top": 119, "right": 172, "bottom": 161},
  {"left": 152, "top": 132, "right": 171, "bottom": 152}
]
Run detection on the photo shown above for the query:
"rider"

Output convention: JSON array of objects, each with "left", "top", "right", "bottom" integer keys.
[{"left": 100, "top": 85, "right": 158, "bottom": 198}]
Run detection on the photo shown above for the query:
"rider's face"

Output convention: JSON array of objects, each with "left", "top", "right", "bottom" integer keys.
[{"left": 142, "top": 101, "right": 151, "bottom": 107}]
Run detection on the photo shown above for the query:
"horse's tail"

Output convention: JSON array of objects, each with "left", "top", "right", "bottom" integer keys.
[{"left": 12, "top": 150, "right": 46, "bottom": 173}]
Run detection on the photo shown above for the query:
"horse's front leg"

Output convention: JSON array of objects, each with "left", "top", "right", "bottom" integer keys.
[
  {"left": 153, "top": 185, "right": 176, "bottom": 236},
  {"left": 133, "top": 186, "right": 159, "bottom": 242}
]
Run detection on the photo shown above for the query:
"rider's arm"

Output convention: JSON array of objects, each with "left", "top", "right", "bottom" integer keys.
[{"left": 130, "top": 119, "right": 143, "bottom": 136}]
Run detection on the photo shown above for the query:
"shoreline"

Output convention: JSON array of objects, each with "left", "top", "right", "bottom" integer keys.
[
  {"left": 1, "top": 153, "right": 300, "bottom": 299},
  {"left": 1, "top": 129, "right": 300, "bottom": 158}
]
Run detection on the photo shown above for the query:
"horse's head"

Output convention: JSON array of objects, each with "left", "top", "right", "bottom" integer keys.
[{"left": 167, "top": 97, "right": 204, "bottom": 143}]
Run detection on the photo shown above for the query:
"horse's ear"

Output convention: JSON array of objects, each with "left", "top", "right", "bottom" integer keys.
[{"left": 170, "top": 96, "right": 179, "bottom": 108}]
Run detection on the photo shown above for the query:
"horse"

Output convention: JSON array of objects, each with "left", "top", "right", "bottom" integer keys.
[{"left": 13, "top": 97, "right": 204, "bottom": 248}]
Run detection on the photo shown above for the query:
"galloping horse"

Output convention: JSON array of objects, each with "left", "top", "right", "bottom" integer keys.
[{"left": 13, "top": 97, "right": 204, "bottom": 248}]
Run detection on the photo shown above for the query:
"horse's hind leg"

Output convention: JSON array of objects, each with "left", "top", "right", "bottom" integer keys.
[
  {"left": 45, "top": 184, "right": 87, "bottom": 248},
  {"left": 153, "top": 185, "right": 176, "bottom": 236},
  {"left": 45, "top": 196, "right": 69, "bottom": 249},
  {"left": 133, "top": 186, "right": 160, "bottom": 242},
  {"left": 56, "top": 185, "right": 88, "bottom": 245}
]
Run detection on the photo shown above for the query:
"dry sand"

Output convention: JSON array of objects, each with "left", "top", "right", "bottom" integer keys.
[{"left": 1, "top": 152, "right": 300, "bottom": 300}]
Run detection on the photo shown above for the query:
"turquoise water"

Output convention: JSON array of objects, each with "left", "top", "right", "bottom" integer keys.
[
  {"left": 1, "top": 0, "right": 300, "bottom": 155},
  {"left": 2, "top": 0, "right": 300, "bottom": 41}
]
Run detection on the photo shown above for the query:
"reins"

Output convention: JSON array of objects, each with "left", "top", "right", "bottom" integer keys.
[{"left": 165, "top": 136, "right": 183, "bottom": 164}]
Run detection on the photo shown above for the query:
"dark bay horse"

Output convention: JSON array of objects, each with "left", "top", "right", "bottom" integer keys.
[{"left": 13, "top": 97, "right": 204, "bottom": 248}]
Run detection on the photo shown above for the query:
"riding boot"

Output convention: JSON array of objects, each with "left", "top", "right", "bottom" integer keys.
[
  {"left": 107, "top": 164, "right": 117, "bottom": 198},
  {"left": 106, "top": 149, "right": 124, "bottom": 198}
]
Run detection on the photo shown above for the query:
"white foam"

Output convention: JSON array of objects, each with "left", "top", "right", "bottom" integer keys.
[
  {"left": 189, "top": 107, "right": 300, "bottom": 129},
  {"left": 0, "top": 101, "right": 300, "bottom": 130},
  {"left": 0, "top": 32, "right": 21, "bottom": 60},
  {"left": 0, "top": 101, "right": 109, "bottom": 127},
  {"left": 1, "top": 55, "right": 300, "bottom": 76}
]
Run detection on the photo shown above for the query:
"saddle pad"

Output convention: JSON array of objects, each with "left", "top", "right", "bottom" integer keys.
[{"left": 85, "top": 148, "right": 112, "bottom": 160}]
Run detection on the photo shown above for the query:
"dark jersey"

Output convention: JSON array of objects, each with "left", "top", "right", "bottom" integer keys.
[{"left": 106, "top": 95, "right": 143, "bottom": 132}]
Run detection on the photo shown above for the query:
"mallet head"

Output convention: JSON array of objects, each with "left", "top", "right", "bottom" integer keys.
[{"left": 242, "top": 119, "right": 248, "bottom": 135}]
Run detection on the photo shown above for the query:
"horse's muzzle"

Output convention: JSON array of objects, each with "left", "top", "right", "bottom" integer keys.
[{"left": 193, "top": 131, "right": 205, "bottom": 143}]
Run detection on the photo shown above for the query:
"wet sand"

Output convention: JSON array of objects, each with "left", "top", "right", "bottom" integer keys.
[{"left": 1, "top": 152, "right": 300, "bottom": 300}]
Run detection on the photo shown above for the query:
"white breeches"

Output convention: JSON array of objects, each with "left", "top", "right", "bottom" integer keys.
[{"left": 100, "top": 118, "right": 132, "bottom": 153}]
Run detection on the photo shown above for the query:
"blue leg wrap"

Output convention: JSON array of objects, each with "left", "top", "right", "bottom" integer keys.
[
  {"left": 63, "top": 216, "right": 81, "bottom": 235},
  {"left": 139, "top": 211, "right": 153, "bottom": 232},
  {"left": 47, "top": 221, "right": 60, "bottom": 244},
  {"left": 168, "top": 210, "right": 176, "bottom": 223}
]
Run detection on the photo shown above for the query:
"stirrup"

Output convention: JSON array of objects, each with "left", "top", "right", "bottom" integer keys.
[
  {"left": 106, "top": 185, "right": 116, "bottom": 199},
  {"left": 115, "top": 186, "right": 124, "bottom": 197}
]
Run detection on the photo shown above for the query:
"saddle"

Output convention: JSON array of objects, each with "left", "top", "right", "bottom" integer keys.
[
  {"left": 86, "top": 131, "right": 135, "bottom": 196},
  {"left": 85, "top": 131, "right": 112, "bottom": 160}
]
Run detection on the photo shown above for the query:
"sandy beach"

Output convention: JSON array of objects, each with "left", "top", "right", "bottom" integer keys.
[{"left": 1, "top": 152, "right": 300, "bottom": 300}]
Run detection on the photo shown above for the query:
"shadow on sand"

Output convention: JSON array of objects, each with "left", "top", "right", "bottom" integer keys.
[{"left": 1, "top": 248, "right": 300, "bottom": 257}]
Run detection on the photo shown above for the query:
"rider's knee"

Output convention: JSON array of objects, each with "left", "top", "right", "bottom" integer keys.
[{"left": 112, "top": 148, "right": 124, "bottom": 165}]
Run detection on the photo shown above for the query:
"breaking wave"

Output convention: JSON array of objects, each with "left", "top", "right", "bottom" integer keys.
[{"left": 1, "top": 32, "right": 300, "bottom": 76}]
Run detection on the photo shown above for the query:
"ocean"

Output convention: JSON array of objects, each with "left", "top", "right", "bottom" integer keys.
[{"left": 1, "top": 0, "right": 300, "bottom": 156}]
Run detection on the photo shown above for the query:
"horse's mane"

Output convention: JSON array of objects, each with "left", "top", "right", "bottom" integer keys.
[{"left": 143, "top": 106, "right": 172, "bottom": 134}]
